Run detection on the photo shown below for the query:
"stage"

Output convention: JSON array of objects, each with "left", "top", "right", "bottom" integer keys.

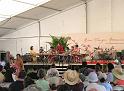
[{"left": 24, "top": 60, "right": 124, "bottom": 75}]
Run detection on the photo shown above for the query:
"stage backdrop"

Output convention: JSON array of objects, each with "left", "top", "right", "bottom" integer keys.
[{"left": 64, "top": 32, "right": 124, "bottom": 52}]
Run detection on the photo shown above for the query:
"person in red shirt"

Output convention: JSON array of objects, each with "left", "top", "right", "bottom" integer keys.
[
  {"left": 73, "top": 45, "right": 80, "bottom": 54},
  {"left": 56, "top": 43, "right": 65, "bottom": 54}
]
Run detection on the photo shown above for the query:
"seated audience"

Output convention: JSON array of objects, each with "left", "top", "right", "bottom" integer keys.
[
  {"left": 0, "top": 86, "right": 9, "bottom": 91},
  {"left": 9, "top": 80, "right": 24, "bottom": 91},
  {"left": 26, "top": 68, "right": 39, "bottom": 79},
  {"left": 0, "top": 65, "right": 5, "bottom": 83},
  {"left": 47, "top": 64, "right": 59, "bottom": 78},
  {"left": 99, "top": 73, "right": 113, "bottom": 91},
  {"left": 23, "top": 76, "right": 42, "bottom": 91},
  {"left": 47, "top": 67, "right": 63, "bottom": 91},
  {"left": 57, "top": 84, "right": 70, "bottom": 91},
  {"left": 79, "top": 61, "right": 94, "bottom": 76},
  {"left": 63, "top": 69, "right": 84, "bottom": 91},
  {"left": 106, "top": 63, "right": 114, "bottom": 84},
  {"left": 95, "top": 63, "right": 103, "bottom": 77},
  {"left": 16, "top": 70, "right": 26, "bottom": 81},
  {"left": 4, "top": 63, "right": 14, "bottom": 82},
  {"left": 86, "top": 72, "right": 106, "bottom": 91},
  {"left": 24, "top": 76, "right": 35, "bottom": 88},
  {"left": 112, "top": 65, "right": 124, "bottom": 86},
  {"left": 35, "top": 68, "right": 50, "bottom": 91}
]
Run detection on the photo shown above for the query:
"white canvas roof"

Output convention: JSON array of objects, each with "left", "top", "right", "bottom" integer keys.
[{"left": 0, "top": 0, "right": 83, "bottom": 36}]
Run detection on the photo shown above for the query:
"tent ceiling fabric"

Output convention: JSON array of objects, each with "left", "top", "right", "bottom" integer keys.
[
  {"left": 43, "top": 0, "right": 82, "bottom": 10},
  {"left": 18, "top": 6, "right": 57, "bottom": 20},
  {"left": 0, "top": 0, "right": 82, "bottom": 37}
]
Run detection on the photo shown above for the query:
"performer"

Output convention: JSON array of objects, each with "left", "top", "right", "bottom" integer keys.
[
  {"left": 73, "top": 44, "right": 80, "bottom": 54},
  {"left": 56, "top": 43, "right": 65, "bottom": 54},
  {"left": 70, "top": 46, "right": 74, "bottom": 54},
  {"left": 39, "top": 46, "right": 44, "bottom": 53},
  {"left": 72, "top": 45, "right": 81, "bottom": 63},
  {"left": 47, "top": 46, "right": 57, "bottom": 63},
  {"left": 48, "top": 46, "right": 56, "bottom": 54},
  {"left": 30, "top": 46, "right": 37, "bottom": 63}
]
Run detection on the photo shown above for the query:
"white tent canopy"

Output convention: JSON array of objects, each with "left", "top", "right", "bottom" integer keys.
[{"left": 0, "top": 0, "right": 82, "bottom": 37}]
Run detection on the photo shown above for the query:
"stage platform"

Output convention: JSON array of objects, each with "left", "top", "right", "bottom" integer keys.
[{"left": 24, "top": 60, "right": 124, "bottom": 75}]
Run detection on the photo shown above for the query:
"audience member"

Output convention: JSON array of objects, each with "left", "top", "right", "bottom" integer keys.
[
  {"left": 57, "top": 84, "right": 70, "bottom": 91},
  {"left": 95, "top": 63, "right": 103, "bottom": 77},
  {"left": 99, "top": 73, "right": 112, "bottom": 91},
  {"left": 0, "top": 86, "right": 9, "bottom": 91},
  {"left": 106, "top": 63, "right": 114, "bottom": 84},
  {"left": 0, "top": 65, "right": 4, "bottom": 83},
  {"left": 47, "top": 64, "right": 59, "bottom": 78},
  {"left": 86, "top": 72, "right": 106, "bottom": 91},
  {"left": 36, "top": 68, "right": 50, "bottom": 91},
  {"left": 112, "top": 65, "right": 124, "bottom": 86},
  {"left": 63, "top": 69, "right": 83, "bottom": 91},
  {"left": 79, "top": 61, "right": 94, "bottom": 76},
  {"left": 47, "top": 66, "right": 63, "bottom": 91},
  {"left": 4, "top": 63, "right": 14, "bottom": 82},
  {"left": 9, "top": 80, "right": 24, "bottom": 91},
  {"left": 23, "top": 76, "right": 42, "bottom": 91}
]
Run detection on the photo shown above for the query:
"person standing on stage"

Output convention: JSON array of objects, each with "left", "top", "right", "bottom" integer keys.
[{"left": 30, "top": 46, "right": 37, "bottom": 63}]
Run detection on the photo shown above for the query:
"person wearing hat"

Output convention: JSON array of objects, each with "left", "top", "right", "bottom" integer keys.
[
  {"left": 112, "top": 65, "right": 124, "bottom": 86},
  {"left": 63, "top": 69, "right": 83, "bottom": 91},
  {"left": 86, "top": 72, "right": 106, "bottom": 91},
  {"left": 99, "top": 73, "right": 113, "bottom": 91}
]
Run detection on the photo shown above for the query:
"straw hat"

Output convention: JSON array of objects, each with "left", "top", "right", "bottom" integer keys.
[
  {"left": 64, "top": 70, "right": 80, "bottom": 85},
  {"left": 112, "top": 65, "right": 124, "bottom": 80}
]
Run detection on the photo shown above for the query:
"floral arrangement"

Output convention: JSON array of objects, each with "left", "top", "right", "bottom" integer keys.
[{"left": 49, "top": 35, "right": 71, "bottom": 51}]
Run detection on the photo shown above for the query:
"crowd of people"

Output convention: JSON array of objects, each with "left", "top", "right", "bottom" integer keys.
[{"left": 0, "top": 53, "right": 124, "bottom": 91}]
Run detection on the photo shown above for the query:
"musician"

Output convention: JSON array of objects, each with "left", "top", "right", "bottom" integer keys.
[
  {"left": 48, "top": 46, "right": 56, "bottom": 54},
  {"left": 56, "top": 43, "right": 65, "bottom": 54},
  {"left": 29, "top": 46, "right": 37, "bottom": 63},
  {"left": 70, "top": 46, "right": 74, "bottom": 54},
  {"left": 71, "top": 45, "right": 81, "bottom": 63},
  {"left": 39, "top": 47, "right": 44, "bottom": 53},
  {"left": 73, "top": 44, "right": 80, "bottom": 54},
  {"left": 65, "top": 47, "right": 71, "bottom": 64},
  {"left": 47, "top": 46, "right": 57, "bottom": 63},
  {"left": 39, "top": 47, "right": 45, "bottom": 63}
]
